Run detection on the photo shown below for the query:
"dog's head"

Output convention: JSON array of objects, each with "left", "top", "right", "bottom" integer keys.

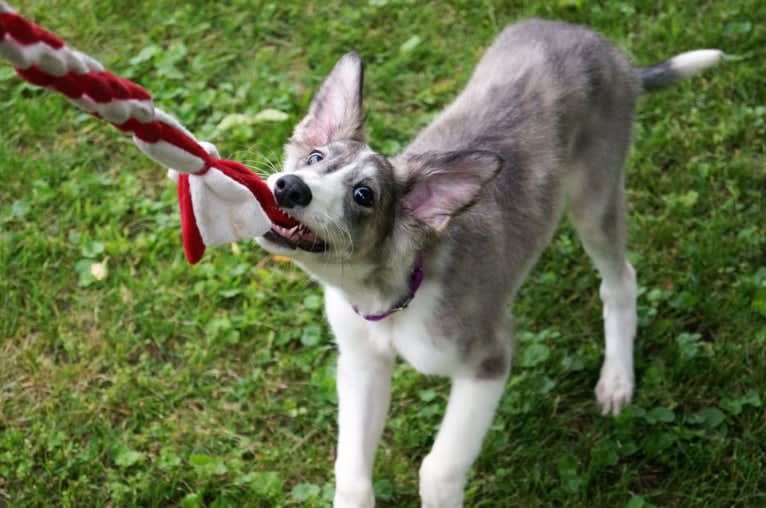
[{"left": 258, "top": 52, "right": 501, "bottom": 270}]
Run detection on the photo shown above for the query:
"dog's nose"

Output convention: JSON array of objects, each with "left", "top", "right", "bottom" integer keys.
[{"left": 274, "top": 174, "right": 312, "bottom": 208}]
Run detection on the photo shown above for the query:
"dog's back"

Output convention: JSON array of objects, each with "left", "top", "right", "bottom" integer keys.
[
  {"left": 391, "top": 21, "right": 640, "bottom": 347},
  {"left": 403, "top": 20, "right": 639, "bottom": 161}
]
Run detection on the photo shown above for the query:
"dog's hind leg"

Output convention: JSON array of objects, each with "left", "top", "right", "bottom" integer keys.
[{"left": 567, "top": 158, "right": 637, "bottom": 415}]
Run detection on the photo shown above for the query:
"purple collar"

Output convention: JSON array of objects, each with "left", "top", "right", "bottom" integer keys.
[{"left": 353, "top": 254, "right": 424, "bottom": 322}]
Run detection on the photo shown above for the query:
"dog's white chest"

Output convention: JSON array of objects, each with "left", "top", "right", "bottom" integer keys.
[
  {"left": 389, "top": 323, "right": 459, "bottom": 376},
  {"left": 325, "top": 283, "right": 462, "bottom": 376}
]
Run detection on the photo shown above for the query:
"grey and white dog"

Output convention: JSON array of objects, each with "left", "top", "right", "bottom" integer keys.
[{"left": 256, "top": 19, "right": 721, "bottom": 508}]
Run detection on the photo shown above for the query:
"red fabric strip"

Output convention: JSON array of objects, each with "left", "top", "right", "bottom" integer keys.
[
  {"left": 16, "top": 67, "right": 153, "bottom": 103},
  {"left": 115, "top": 118, "right": 159, "bottom": 141},
  {"left": 155, "top": 122, "right": 212, "bottom": 162},
  {"left": 16, "top": 66, "right": 54, "bottom": 86},
  {"left": 115, "top": 119, "right": 212, "bottom": 164},
  {"left": 177, "top": 174, "right": 205, "bottom": 264},
  {"left": 71, "top": 72, "right": 150, "bottom": 102},
  {"left": 0, "top": 12, "right": 64, "bottom": 48},
  {"left": 214, "top": 160, "right": 297, "bottom": 228},
  {"left": 76, "top": 72, "right": 151, "bottom": 102}
]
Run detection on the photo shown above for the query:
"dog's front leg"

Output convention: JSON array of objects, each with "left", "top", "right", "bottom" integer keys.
[
  {"left": 419, "top": 375, "right": 508, "bottom": 508},
  {"left": 333, "top": 345, "right": 394, "bottom": 508}
]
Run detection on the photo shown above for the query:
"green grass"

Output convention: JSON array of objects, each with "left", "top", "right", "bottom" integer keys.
[{"left": 1, "top": 1, "right": 764, "bottom": 506}]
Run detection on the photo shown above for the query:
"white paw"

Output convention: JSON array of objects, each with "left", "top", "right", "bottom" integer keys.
[
  {"left": 332, "top": 490, "right": 375, "bottom": 508},
  {"left": 419, "top": 455, "right": 465, "bottom": 508},
  {"left": 333, "top": 481, "right": 374, "bottom": 508},
  {"left": 595, "top": 360, "right": 634, "bottom": 415}
]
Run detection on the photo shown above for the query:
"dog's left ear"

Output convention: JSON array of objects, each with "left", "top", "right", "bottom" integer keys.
[
  {"left": 402, "top": 150, "right": 503, "bottom": 232},
  {"left": 291, "top": 52, "right": 365, "bottom": 147}
]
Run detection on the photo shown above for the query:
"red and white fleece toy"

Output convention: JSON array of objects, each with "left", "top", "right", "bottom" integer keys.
[{"left": 0, "top": 1, "right": 297, "bottom": 264}]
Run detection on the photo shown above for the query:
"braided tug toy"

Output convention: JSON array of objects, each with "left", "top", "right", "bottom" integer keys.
[{"left": 0, "top": 1, "right": 298, "bottom": 264}]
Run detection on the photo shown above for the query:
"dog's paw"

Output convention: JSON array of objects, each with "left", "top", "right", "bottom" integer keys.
[
  {"left": 333, "top": 482, "right": 374, "bottom": 508},
  {"left": 595, "top": 360, "right": 634, "bottom": 416},
  {"left": 419, "top": 455, "right": 465, "bottom": 508}
]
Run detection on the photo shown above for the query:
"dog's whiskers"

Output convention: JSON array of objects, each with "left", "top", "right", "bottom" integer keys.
[
  {"left": 314, "top": 210, "right": 353, "bottom": 263},
  {"left": 238, "top": 150, "right": 281, "bottom": 179}
]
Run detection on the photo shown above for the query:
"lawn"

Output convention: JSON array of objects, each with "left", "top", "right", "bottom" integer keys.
[{"left": 1, "top": 1, "right": 764, "bottom": 507}]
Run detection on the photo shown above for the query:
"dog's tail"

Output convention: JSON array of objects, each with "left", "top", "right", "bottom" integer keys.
[{"left": 637, "top": 49, "right": 724, "bottom": 93}]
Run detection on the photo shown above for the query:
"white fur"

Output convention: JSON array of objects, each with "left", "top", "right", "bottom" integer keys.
[
  {"left": 595, "top": 262, "right": 637, "bottom": 415},
  {"left": 319, "top": 243, "right": 635, "bottom": 506},
  {"left": 265, "top": 150, "right": 378, "bottom": 257},
  {"left": 314, "top": 222, "right": 512, "bottom": 508},
  {"left": 327, "top": 288, "right": 393, "bottom": 508},
  {"left": 419, "top": 376, "right": 507, "bottom": 508},
  {"left": 669, "top": 49, "right": 724, "bottom": 78},
  {"left": 325, "top": 280, "right": 507, "bottom": 508},
  {"left": 324, "top": 56, "right": 362, "bottom": 124},
  {"left": 290, "top": 168, "right": 356, "bottom": 252}
]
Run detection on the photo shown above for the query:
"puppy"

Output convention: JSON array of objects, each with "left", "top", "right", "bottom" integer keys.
[{"left": 256, "top": 19, "right": 722, "bottom": 508}]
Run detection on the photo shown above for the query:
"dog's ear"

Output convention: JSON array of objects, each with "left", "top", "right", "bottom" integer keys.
[
  {"left": 291, "top": 52, "right": 365, "bottom": 148},
  {"left": 401, "top": 150, "right": 503, "bottom": 232}
]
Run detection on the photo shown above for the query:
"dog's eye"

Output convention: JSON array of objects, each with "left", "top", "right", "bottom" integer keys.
[
  {"left": 306, "top": 150, "right": 324, "bottom": 166},
  {"left": 352, "top": 185, "right": 374, "bottom": 207}
]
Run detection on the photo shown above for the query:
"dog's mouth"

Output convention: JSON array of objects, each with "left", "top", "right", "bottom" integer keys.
[{"left": 263, "top": 221, "right": 327, "bottom": 253}]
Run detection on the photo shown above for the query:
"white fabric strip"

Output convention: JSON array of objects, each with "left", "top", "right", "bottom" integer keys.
[
  {"left": 0, "top": 39, "right": 61, "bottom": 73},
  {"left": 152, "top": 109, "right": 196, "bottom": 137},
  {"left": 0, "top": 37, "right": 28, "bottom": 68},
  {"left": 68, "top": 97, "right": 155, "bottom": 124},
  {"left": 134, "top": 138, "right": 206, "bottom": 174},
  {"left": 69, "top": 49, "right": 104, "bottom": 73},
  {"left": 189, "top": 168, "right": 272, "bottom": 245}
]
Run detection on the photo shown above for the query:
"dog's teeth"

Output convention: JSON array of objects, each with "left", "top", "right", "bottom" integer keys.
[{"left": 272, "top": 220, "right": 322, "bottom": 248}]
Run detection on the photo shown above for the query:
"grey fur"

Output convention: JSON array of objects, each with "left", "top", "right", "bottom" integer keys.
[
  {"left": 343, "top": 151, "right": 399, "bottom": 261},
  {"left": 266, "top": 20, "right": 728, "bottom": 377},
  {"left": 286, "top": 51, "right": 366, "bottom": 160},
  {"left": 637, "top": 61, "right": 680, "bottom": 92},
  {"left": 319, "top": 143, "right": 369, "bottom": 175},
  {"left": 389, "top": 19, "right": 641, "bottom": 376},
  {"left": 256, "top": 19, "right": 721, "bottom": 504},
  {"left": 263, "top": 19, "right": 719, "bottom": 377}
]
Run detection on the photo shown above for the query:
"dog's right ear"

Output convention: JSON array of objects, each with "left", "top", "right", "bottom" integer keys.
[
  {"left": 291, "top": 52, "right": 365, "bottom": 148},
  {"left": 401, "top": 150, "right": 503, "bottom": 233}
]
